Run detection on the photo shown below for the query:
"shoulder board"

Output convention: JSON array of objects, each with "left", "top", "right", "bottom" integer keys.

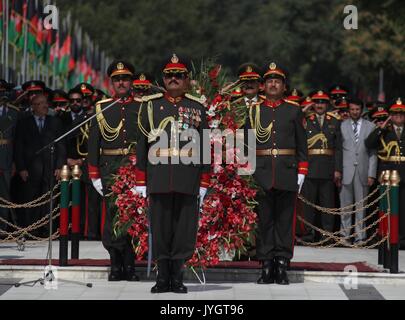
[
  {"left": 327, "top": 111, "right": 341, "bottom": 121},
  {"left": 133, "top": 97, "right": 143, "bottom": 103},
  {"left": 185, "top": 93, "right": 204, "bottom": 104},
  {"left": 259, "top": 95, "right": 266, "bottom": 100},
  {"left": 6, "top": 103, "right": 20, "bottom": 112},
  {"left": 284, "top": 99, "right": 300, "bottom": 106},
  {"left": 306, "top": 112, "right": 316, "bottom": 119},
  {"left": 96, "top": 98, "right": 114, "bottom": 106},
  {"left": 142, "top": 93, "right": 164, "bottom": 102}
]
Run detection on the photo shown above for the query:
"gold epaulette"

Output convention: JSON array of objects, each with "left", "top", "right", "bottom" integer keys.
[
  {"left": 142, "top": 93, "right": 164, "bottom": 102},
  {"left": 6, "top": 103, "right": 20, "bottom": 112},
  {"left": 133, "top": 97, "right": 143, "bottom": 103},
  {"left": 259, "top": 95, "right": 266, "bottom": 100},
  {"left": 284, "top": 99, "right": 300, "bottom": 106},
  {"left": 185, "top": 93, "right": 204, "bottom": 104},
  {"left": 327, "top": 111, "right": 341, "bottom": 121},
  {"left": 96, "top": 98, "right": 114, "bottom": 110}
]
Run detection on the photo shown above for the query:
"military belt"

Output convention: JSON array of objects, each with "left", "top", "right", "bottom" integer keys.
[
  {"left": 100, "top": 147, "right": 135, "bottom": 156},
  {"left": 155, "top": 148, "right": 194, "bottom": 157},
  {"left": 308, "top": 149, "right": 334, "bottom": 156},
  {"left": 256, "top": 149, "right": 296, "bottom": 156},
  {"left": 383, "top": 156, "right": 405, "bottom": 163},
  {"left": 0, "top": 139, "right": 11, "bottom": 145}
]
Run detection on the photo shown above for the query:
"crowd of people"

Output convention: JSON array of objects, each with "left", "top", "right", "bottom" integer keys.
[{"left": 0, "top": 56, "right": 404, "bottom": 292}]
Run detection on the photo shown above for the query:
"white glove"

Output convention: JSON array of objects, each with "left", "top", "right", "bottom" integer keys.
[
  {"left": 91, "top": 178, "right": 104, "bottom": 196},
  {"left": 297, "top": 174, "right": 305, "bottom": 194},
  {"left": 199, "top": 187, "right": 207, "bottom": 208},
  {"left": 135, "top": 186, "right": 147, "bottom": 198}
]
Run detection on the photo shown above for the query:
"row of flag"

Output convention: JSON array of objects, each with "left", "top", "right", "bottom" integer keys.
[{"left": 0, "top": 0, "right": 112, "bottom": 91}]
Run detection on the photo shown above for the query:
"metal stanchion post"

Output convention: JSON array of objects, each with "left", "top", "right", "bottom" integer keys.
[
  {"left": 383, "top": 170, "right": 391, "bottom": 270},
  {"left": 389, "top": 170, "right": 400, "bottom": 274},
  {"left": 378, "top": 171, "right": 386, "bottom": 265},
  {"left": 59, "top": 165, "right": 71, "bottom": 266},
  {"left": 71, "top": 165, "right": 82, "bottom": 260}
]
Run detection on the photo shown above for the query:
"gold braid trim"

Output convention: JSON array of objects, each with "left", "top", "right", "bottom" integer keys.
[
  {"left": 138, "top": 100, "right": 175, "bottom": 142},
  {"left": 307, "top": 133, "right": 328, "bottom": 149},
  {"left": 378, "top": 137, "right": 400, "bottom": 161},
  {"left": 95, "top": 102, "right": 123, "bottom": 142},
  {"left": 77, "top": 123, "right": 89, "bottom": 156},
  {"left": 249, "top": 103, "right": 273, "bottom": 144}
]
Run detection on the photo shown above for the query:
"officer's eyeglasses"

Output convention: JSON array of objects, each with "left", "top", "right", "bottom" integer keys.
[
  {"left": 69, "top": 98, "right": 82, "bottom": 103},
  {"left": 164, "top": 72, "right": 187, "bottom": 80}
]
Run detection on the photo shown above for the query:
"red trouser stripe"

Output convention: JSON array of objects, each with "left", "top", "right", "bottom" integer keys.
[
  {"left": 292, "top": 194, "right": 298, "bottom": 255},
  {"left": 84, "top": 188, "right": 89, "bottom": 237},
  {"left": 101, "top": 199, "right": 106, "bottom": 236}
]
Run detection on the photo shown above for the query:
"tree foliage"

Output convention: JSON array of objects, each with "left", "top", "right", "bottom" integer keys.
[{"left": 58, "top": 0, "right": 405, "bottom": 99}]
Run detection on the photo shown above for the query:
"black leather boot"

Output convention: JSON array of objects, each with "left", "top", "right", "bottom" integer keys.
[
  {"left": 123, "top": 248, "right": 140, "bottom": 281},
  {"left": 257, "top": 260, "right": 275, "bottom": 284},
  {"left": 170, "top": 260, "right": 187, "bottom": 294},
  {"left": 108, "top": 249, "right": 123, "bottom": 281},
  {"left": 151, "top": 260, "right": 171, "bottom": 294},
  {"left": 275, "top": 257, "right": 290, "bottom": 285}
]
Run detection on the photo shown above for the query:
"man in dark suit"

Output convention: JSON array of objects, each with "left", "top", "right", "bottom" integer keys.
[
  {"left": 14, "top": 94, "right": 66, "bottom": 231},
  {"left": 244, "top": 62, "right": 308, "bottom": 285},
  {"left": 0, "top": 80, "right": 19, "bottom": 232}
]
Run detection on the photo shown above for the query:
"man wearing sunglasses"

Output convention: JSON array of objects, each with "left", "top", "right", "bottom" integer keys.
[
  {"left": 136, "top": 53, "right": 210, "bottom": 294},
  {"left": 88, "top": 60, "right": 140, "bottom": 282},
  {"left": 75, "top": 83, "right": 96, "bottom": 115}
]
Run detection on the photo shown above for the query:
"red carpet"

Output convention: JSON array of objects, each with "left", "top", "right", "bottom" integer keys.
[{"left": 0, "top": 259, "right": 380, "bottom": 272}]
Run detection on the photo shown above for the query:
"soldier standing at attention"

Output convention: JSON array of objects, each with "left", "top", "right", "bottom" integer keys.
[
  {"left": 88, "top": 60, "right": 140, "bottom": 281},
  {"left": 245, "top": 62, "right": 308, "bottom": 285},
  {"left": 300, "top": 91, "right": 343, "bottom": 243},
  {"left": 136, "top": 54, "right": 210, "bottom": 294}
]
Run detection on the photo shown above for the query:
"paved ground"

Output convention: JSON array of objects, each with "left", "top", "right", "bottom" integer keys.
[{"left": 0, "top": 242, "right": 404, "bottom": 300}]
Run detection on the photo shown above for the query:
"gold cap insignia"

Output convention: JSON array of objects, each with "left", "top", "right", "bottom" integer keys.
[
  {"left": 397, "top": 98, "right": 402, "bottom": 105},
  {"left": 235, "top": 87, "right": 241, "bottom": 93},
  {"left": 246, "top": 66, "right": 253, "bottom": 73},
  {"left": 139, "top": 74, "right": 146, "bottom": 81},
  {"left": 269, "top": 62, "right": 276, "bottom": 70},
  {"left": 81, "top": 84, "right": 86, "bottom": 90},
  {"left": 306, "top": 97, "right": 312, "bottom": 102},
  {"left": 171, "top": 54, "right": 179, "bottom": 64},
  {"left": 117, "top": 62, "right": 124, "bottom": 70},
  {"left": 318, "top": 91, "right": 324, "bottom": 95},
  {"left": 292, "top": 89, "right": 298, "bottom": 96}
]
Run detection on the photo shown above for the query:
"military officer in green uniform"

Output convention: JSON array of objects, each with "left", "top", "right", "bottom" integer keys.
[
  {"left": 87, "top": 60, "right": 140, "bottom": 281},
  {"left": 365, "top": 98, "right": 405, "bottom": 249},
  {"left": 136, "top": 54, "right": 210, "bottom": 294},
  {"left": 245, "top": 62, "right": 308, "bottom": 285},
  {"left": 300, "top": 91, "right": 343, "bottom": 243},
  {"left": 0, "top": 80, "right": 19, "bottom": 231}
]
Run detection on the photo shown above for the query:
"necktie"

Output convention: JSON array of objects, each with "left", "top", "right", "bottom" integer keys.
[
  {"left": 396, "top": 127, "right": 402, "bottom": 140},
  {"left": 317, "top": 115, "right": 324, "bottom": 127},
  {"left": 353, "top": 121, "right": 359, "bottom": 144},
  {"left": 38, "top": 117, "right": 44, "bottom": 132}
]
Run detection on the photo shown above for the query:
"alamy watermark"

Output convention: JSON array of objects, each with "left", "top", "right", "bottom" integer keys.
[
  {"left": 148, "top": 128, "right": 257, "bottom": 175},
  {"left": 343, "top": 5, "right": 358, "bottom": 30}
]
